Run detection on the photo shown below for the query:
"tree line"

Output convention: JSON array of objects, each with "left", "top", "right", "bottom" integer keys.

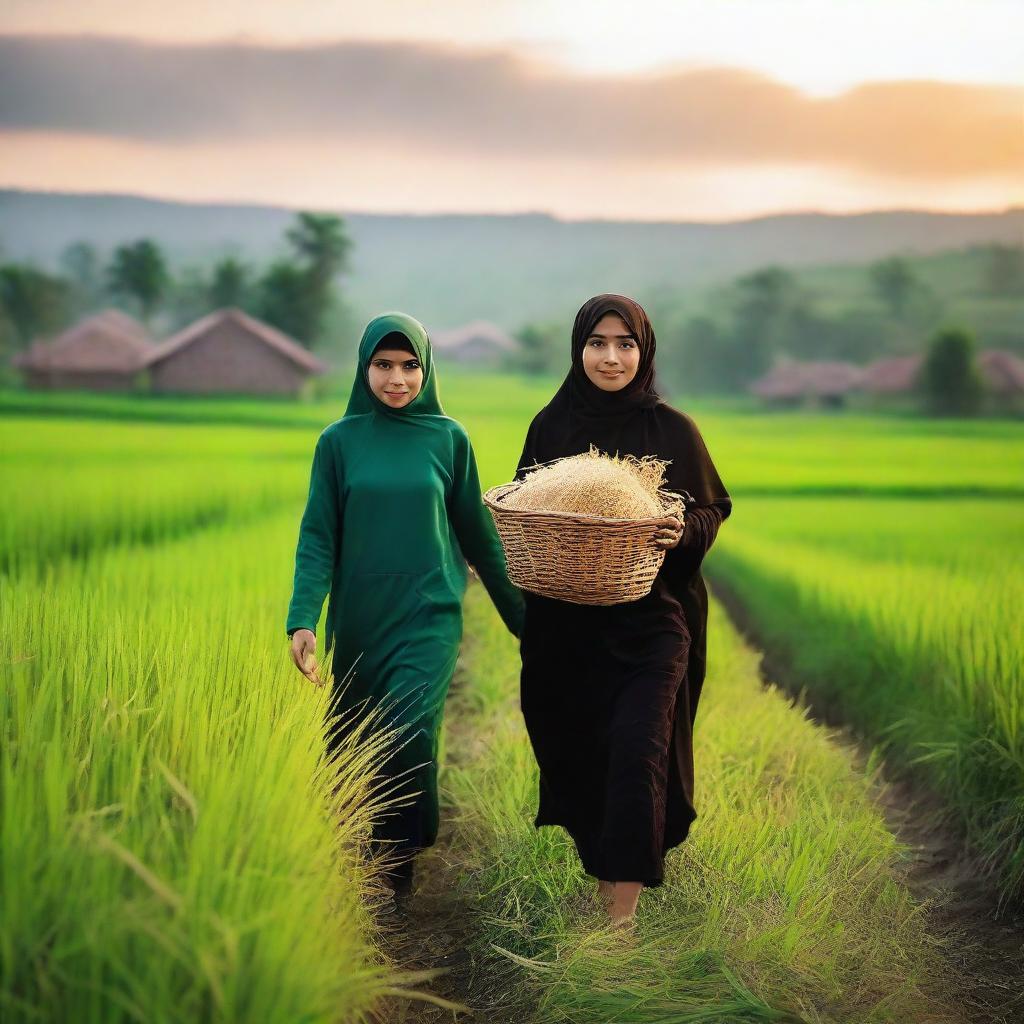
[
  {"left": 513, "top": 247, "right": 1024, "bottom": 415},
  {"left": 0, "top": 212, "right": 354, "bottom": 360}
]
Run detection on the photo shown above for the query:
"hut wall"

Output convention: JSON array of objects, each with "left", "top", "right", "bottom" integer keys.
[
  {"left": 439, "top": 339, "right": 506, "bottom": 365},
  {"left": 149, "top": 321, "right": 308, "bottom": 395},
  {"left": 25, "top": 369, "right": 140, "bottom": 392}
]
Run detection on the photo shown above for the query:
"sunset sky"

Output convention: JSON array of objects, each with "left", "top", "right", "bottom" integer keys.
[{"left": 1, "top": 0, "right": 1021, "bottom": 221}]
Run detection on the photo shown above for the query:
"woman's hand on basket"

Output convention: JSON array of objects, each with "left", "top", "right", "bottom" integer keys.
[
  {"left": 651, "top": 515, "right": 684, "bottom": 550},
  {"left": 290, "top": 628, "right": 323, "bottom": 687}
]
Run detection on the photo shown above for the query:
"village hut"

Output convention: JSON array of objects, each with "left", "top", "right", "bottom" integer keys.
[
  {"left": 861, "top": 349, "right": 1024, "bottom": 413},
  {"left": 749, "top": 363, "right": 806, "bottom": 407},
  {"left": 803, "top": 361, "right": 865, "bottom": 407},
  {"left": 143, "top": 307, "right": 328, "bottom": 396},
  {"left": 860, "top": 355, "right": 922, "bottom": 396},
  {"left": 750, "top": 360, "right": 863, "bottom": 408},
  {"left": 429, "top": 320, "right": 519, "bottom": 366},
  {"left": 11, "top": 309, "right": 154, "bottom": 391},
  {"left": 978, "top": 349, "right": 1024, "bottom": 413}
]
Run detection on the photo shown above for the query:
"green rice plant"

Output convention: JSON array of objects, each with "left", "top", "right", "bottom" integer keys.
[
  {"left": 0, "top": 510, "right": 423, "bottom": 1023},
  {"left": 696, "top": 411, "right": 1024, "bottom": 497},
  {"left": 0, "top": 390, "right": 337, "bottom": 429},
  {"left": 0, "top": 374, "right": 560, "bottom": 433},
  {"left": 8, "top": 385, "right": 1020, "bottom": 501},
  {"left": 441, "top": 585, "right": 956, "bottom": 1023},
  {"left": 708, "top": 497, "right": 1024, "bottom": 904},
  {"left": 0, "top": 418, "right": 315, "bottom": 573}
]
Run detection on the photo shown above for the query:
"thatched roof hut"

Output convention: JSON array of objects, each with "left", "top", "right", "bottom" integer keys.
[
  {"left": 860, "top": 356, "right": 922, "bottom": 394},
  {"left": 978, "top": 349, "right": 1024, "bottom": 396},
  {"left": 430, "top": 320, "right": 518, "bottom": 365},
  {"left": 142, "top": 307, "right": 328, "bottom": 396},
  {"left": 750, "top": 360, "right": 864, "bottom": 407},
  {"left": 11, "top": 309, "right": 155, "bottom": 390},
  {"left": 862, "top": 350, "right": 1024, "bottom": 401},
  {"left": 749, "top": 364, "right": 805, "bottom": 402}
]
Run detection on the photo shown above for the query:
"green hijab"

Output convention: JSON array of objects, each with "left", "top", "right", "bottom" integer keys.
[{"left": 344, "top": 312, "right": 445, "bottom": 418}]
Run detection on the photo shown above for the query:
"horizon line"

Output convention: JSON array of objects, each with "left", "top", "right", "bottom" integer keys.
[{"left": 2, "top": 185, "right": 1020, "bottom": 228}]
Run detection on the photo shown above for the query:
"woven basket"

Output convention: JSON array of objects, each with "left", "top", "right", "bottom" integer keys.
[{"left": 483, "top": 482, "right": 687, "bottom": 605}]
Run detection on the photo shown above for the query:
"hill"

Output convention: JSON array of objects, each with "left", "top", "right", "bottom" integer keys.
[{"left": 1, "top": 188, "right": 1020, "bottom": 333}]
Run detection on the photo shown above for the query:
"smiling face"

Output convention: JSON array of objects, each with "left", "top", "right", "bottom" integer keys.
[
  {"left": 366, "top": 347, "right": 424, "bottom": 408},
  {"left": 581, "top": 312, "right": 641, "bottom": 391}
]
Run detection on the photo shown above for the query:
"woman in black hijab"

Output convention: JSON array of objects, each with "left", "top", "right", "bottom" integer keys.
[{"left": 514, "top": 293, "right": 732, "bottom": 926}]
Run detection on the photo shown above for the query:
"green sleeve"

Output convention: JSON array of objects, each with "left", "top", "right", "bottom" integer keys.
[
  {"left": 450, "top": 425, "right": 525, "bottom": 638},
  {"left": 286, "top": 430, "right": 341, "bottom": 638}
]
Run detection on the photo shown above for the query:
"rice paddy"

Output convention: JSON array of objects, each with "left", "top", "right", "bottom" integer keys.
[
  {"left": 441, "top": 584, "right": 956, "bottom": 1023},
  {"left": 1, "top": 380, "right": 1021, "bottom": 1022},
  {"left": 709, "top": 497, "right": 1024, "bottom": 903},
  {"left": 1, "top": 510, "right": 412, "bottom": 1023}
]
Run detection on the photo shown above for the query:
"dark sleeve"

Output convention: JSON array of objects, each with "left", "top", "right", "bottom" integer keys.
[
  {"left": 285, "top": 430, "right": 341, "bottom": 638},
  {"left": 513, "top": 412, "right": 543, "bottom": 482},
  {"left": 450, "top": 424, "right": 526, "bottom": 638},
  {"left": 670, "top": 410, "right": 731, "bottom": 511},
  {"left": 664, "top": 502, "right": 728, "bottom": 580},
  {"left": 661, "top": 410, "right": 732, "bottom": 582}
]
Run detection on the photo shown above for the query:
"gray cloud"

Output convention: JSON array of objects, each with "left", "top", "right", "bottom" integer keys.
[{"left": 1, "top": 34, "right": 1020, "bottom": 178}]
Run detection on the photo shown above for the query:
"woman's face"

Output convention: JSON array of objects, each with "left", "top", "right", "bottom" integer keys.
[
  {"left": 367, "top": 347, "right": 424, "bottom": 408},
  {"left": 581, "top": 312, "right": 641, "bottom": 391}
]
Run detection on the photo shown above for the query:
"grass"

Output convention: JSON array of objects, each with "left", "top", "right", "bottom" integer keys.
[
  {"left": 0, "top": 417, "right": 314, "bottom": 574},
  {"left": 1, "top": 510, "right": 416, "bottom": 1023},
  {"left": 440, "top": 584, "right": 958, "bottom": 1023},
  {"left": 3, "top": 381, "right": 1021, "bottom": 1019},
  {"left": 707, "top": 497, "right": 1024, "bottom": 905}
]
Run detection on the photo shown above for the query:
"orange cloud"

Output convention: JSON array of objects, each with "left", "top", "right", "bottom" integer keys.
[{"left": 1, "top": 34, "right": 1020, "bottom": 181}]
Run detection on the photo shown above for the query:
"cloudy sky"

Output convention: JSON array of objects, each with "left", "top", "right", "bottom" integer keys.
[{"left": 1, "top": 0, "right": 1021, "bottom": 220}]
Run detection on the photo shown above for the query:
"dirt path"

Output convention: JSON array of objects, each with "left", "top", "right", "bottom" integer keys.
[
  {"left": 374, "top": 581, "right": 1024, "bottom": 1022},
  {"left": 372, "top": 668, "right": 531, "bottom": 1023},
  {"left": 710, "top": 577, "right": 1024, "bottom": 1024},
  {"left": 373, "top": 828, "right": 525, "bottom": 1023}
]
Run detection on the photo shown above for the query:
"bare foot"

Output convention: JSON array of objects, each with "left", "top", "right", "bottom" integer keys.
[
  {"left": 607, "top": 881, "right": 642, "bottom": 925},
  {"left": 609, "top": 914, "right": 636, "bottom": 934},
  {"left": 597, "top": 879, "right": 615, "bottom": 907}
]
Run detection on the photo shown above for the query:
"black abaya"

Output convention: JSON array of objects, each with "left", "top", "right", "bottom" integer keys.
[{"left": 514, "top": 293, "right": 731, "bottom": 887}]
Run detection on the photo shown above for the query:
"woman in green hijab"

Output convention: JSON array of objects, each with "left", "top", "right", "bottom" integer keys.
[{"left": 285, "top": 312, "right": 524, "bottom": 900}]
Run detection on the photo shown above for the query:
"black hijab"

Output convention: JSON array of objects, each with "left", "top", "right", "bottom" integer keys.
[{"left": 516, "top": 293, "right": 731, "bottom": 515}]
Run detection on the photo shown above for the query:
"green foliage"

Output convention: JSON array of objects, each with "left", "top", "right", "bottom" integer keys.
[
  {"left": 2, "top": 381, "right": 1020, "bottom": 1018},
  {"left": 444, "top": 585, "right": 952, "bottom": 1021},
  {"left": 258, "top": 212, "right": 353, "bottom": 348},
  {"left": 0, "top": 415, "right": 423, "bottom": 1020},
  {"left": 918, "top": 326, "right": 984, "bottom": 416},
  {"left": 0, "top": 262, "right": 74, "bottom": 349},
  {"left": 712, "top": 497, "right": 1024, "bottom": 905},
  {"left": 983, "top": 243, "right": 1024, "bottom": 297},
  {"left": 258, "top": 259, "right": 313, "bottom": 342},
  {"left": 512, "top": 321, "right": 564, "bottom": 375},
  {"left": 106, "top": 238, "right": 169, "bottom": 323},
  {"left": 655, "top": 264, "right": 927, "bottom": 396},
  {"left": 719, "top": 266, "right": 799, "bottom": 389},
  {"left": 209, "top": 257, "right": 250, "bottom": 309},
  {"left": 59, "top": 240, "right": 105, "bottom": 312},
  {"left": 869, "top": 256, "right": 918, "bottom": 319}
]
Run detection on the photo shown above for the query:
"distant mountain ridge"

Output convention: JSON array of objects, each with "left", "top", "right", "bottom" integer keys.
[{"left": 1, "top": 188, "right": 1020, "bottom": 331}]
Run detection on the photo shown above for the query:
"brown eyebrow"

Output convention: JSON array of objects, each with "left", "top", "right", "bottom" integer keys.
[{"left": 588, "top": 332, "right": 636, "bottom": 340}]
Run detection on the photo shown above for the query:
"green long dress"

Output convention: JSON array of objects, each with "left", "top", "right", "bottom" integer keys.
[{"left": 286, "top": 312, "right": 524, "bottom": 857}]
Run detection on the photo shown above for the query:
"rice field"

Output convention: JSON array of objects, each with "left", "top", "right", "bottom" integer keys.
[
  {"left": 1, "top": 509, "right": 423, "bottom": 1023},
  {"left": 440, "top": 585, "right": 955, "bottom": 1023},
  {"left": 1, "top": 381, "right": 1021, "bottom": 1021},
  {"left": 709, "top": 497, "right": 1024, "bottom": 903}
]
